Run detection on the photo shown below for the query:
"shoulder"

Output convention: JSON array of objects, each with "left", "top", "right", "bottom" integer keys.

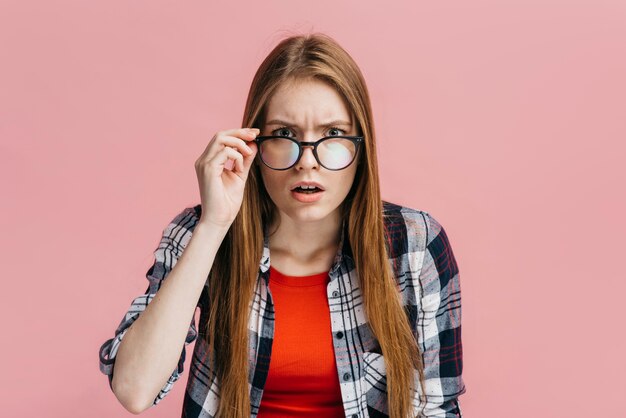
[
  {"left": 381, "top": 201, "right": 460, "bottom": 309},
  {"left": 383, "top": 201, "right": 461, "bottom": 299},
  {"left": 157, "top": 204, "right": 202, "bottom": 253},
  {"left": 382, "top": 200, "right": 432, "bottom": 257},
  {"left": 381, "top": 200, "right": 450, "bottom": 250},
  {"left": 164, "top": 204, "right": 201, "bottom": 230}
]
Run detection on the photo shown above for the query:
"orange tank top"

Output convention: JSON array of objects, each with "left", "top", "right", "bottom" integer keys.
[{"left": 256, "top": 265, "right": 345, "bottom": 418}]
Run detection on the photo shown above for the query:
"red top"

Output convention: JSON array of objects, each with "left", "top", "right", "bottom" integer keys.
[{"left": 256, "top": 265, "right": 345, "bottom": 418}]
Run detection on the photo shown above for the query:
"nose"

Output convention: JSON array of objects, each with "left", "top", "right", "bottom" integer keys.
[{"left": 296, "top": 138, "right": 319, "bottom": 170}]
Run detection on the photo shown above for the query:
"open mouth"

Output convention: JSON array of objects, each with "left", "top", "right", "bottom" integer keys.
[{"left": 292, "top": 186, "right": 323, "bottom": 194}]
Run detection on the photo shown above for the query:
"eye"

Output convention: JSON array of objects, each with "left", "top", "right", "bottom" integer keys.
[
  {"left": 327, "top": 127, "right": 346, "bottom": 136},
  {"left": 272, "top": 126, "right": 296, "bottom": 137}
]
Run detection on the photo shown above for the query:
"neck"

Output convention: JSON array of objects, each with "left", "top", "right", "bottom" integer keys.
[{"left": 268, "top": 211, "right": 342, "bottom": 266}]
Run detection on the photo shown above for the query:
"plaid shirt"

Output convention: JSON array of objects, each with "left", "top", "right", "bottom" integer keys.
[{"left": 99, "top": 200, "right": 466, "bottom": 417}]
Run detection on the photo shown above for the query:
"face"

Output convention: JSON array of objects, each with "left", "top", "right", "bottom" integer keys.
[{"left": 259, "top": 77, "right": 360, "bottom": 229}]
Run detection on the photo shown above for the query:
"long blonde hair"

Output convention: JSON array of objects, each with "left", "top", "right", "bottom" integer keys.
[{"left": 202, "top": 32, "right": 427, "bottom": 418}]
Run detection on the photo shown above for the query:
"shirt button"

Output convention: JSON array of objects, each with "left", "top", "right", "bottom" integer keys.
[
  {"left": 336, "top": 331, "right": 344, "bottom": 339},
  {"left": 343, "top": 372, "right": 351, "bottom": 381},
  {"left": 352, "top": 415, "right": 358, "bottom": 418},
  {"left": 332, "top": 290, "right": 339, "bottom": 297}
]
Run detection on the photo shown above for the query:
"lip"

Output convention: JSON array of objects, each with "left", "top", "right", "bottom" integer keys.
[
  {"left": 291, "top": 189, "right": 324, "bottom": 203},
  {"left": 289, "top": 180, "right": 326, "bottom": 191}
]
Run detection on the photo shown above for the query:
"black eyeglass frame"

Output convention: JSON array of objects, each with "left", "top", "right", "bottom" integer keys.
[{"left": 253, "top": 135, "right": 364, "bottom": 171}]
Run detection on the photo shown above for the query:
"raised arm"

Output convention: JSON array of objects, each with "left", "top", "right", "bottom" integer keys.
[
  {"left": 99, "top": 127, "right": 259, "bottom": 414},
  {"left": 98, "top": 207, "right": 229, "bottom": 414}
]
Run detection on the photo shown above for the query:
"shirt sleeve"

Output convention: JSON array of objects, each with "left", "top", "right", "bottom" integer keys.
[
  {"left": 98, "top": 206, "right": 201, "bottom": 408},
  {"left": 414, "top": 212, "right": 466, "bottom": 417}
]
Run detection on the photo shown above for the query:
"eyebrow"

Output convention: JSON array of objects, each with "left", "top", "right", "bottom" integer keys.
[{"left": 265, "top": 119, "right": 352, "bottom": 128}]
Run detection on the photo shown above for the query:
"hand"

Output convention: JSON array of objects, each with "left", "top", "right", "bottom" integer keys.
[{"left": 194, "top": 127, "right": 259, "bottom": 229}]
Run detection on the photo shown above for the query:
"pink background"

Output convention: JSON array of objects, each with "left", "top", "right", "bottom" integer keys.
[{"left": 1, "top": 1, "right": 624, "bottom": 417}]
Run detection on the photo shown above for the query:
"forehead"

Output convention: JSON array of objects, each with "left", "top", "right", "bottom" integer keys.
[{"left": 265, "top": 78, "right": 352, "bottom": 123}]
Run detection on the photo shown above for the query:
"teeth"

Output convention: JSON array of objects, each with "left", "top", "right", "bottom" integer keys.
[{"left": 295, "top": 185, "right": 318, "bottom": 190}]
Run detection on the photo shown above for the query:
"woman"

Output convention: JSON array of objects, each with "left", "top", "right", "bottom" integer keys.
[{"left": 99, "top": 33, "right": 466, "bottom": 418}]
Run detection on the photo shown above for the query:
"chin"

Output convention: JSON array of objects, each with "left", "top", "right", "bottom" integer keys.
[
  {"left": 287, "top": 207, "right": 329, "bottom": 221},
  {"left": 288, "top": 203, "right": 342, "bottom": 222}
]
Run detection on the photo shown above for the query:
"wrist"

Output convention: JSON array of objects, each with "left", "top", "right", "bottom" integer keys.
[{"left": 195, "top": 218, "right": 231, "bottom": 237}]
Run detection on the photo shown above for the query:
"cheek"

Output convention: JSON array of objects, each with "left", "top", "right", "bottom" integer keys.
[
  {"left": 341, "top": 168, "right": 358, "bottom": 191},
  {"left": 328, "top": 172, "right": 357, "bottom": 202},
  {"left": 259, "top": 169, "right": 286, "bottom": 198}
]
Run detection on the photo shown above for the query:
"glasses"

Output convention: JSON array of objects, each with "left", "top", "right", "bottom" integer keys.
[{"left": 253, "top": 135, "right": 364, "bottom": 171}]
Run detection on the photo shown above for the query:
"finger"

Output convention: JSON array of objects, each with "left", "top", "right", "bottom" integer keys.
[
  {"left": 236, "top": 152, "right": 244, "bottom": 173},
  {"left": 215, "top": 128, "right": 260, "bottom": 147},
  {"left": 220, "top": 135, "right": 255, "bottom": 154},
  {"left": 242, "top": 141, "right": 258, "bottom": 170},
  {"left": 229, "top": 145, "right": 250, "bottom": 175},
  {"left": 219, "top": 127, "right": 261, "bottom": 140},
  {"left": 211, "top": 146, "right": 244, "bottom": 173},
  {"left": 199, "top": 128, "right": 257, "bottom": 161},
  {"left": 230, "top": 147, "right": 245, "bottom": 173},
  {"left": 205, "top": 133, "right": 256, "bottom": 163}
]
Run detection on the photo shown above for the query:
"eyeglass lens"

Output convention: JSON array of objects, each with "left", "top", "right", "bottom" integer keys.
[{"left": 259, "top": 137, "right": 356, "bottom": 170}]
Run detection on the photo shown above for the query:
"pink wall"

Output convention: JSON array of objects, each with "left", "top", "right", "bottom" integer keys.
[{"left": 1, "top": 1, "right": 624, "bottom": 417}]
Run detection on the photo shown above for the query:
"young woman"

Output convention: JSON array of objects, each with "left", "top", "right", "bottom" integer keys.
[{"left": 99, "top": 33, "right": 466, "bottom": 418}]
